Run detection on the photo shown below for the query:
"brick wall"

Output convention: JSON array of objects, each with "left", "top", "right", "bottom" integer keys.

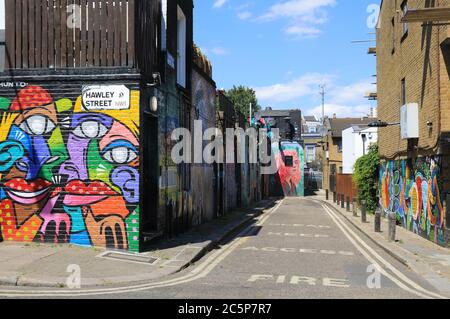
[
  {"left": 377, "top": 0, "right": 450, "bottom": 246},
  {"left": 322, "top": 134, "right": 343, "bottom": 192},
  {"left": 0, "top": 76, "right": 141, "bottom": 252},
  {"left": 377, "top": 0, "right": 450, "bottom": 159}
]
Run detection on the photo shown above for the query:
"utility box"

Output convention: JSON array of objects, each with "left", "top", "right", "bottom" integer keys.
[{"left": 400, "top": 103, "right": 419, "bottom": 139}]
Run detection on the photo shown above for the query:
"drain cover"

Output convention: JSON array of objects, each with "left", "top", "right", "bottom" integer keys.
[{"left": 98, "top": 251, "right": 158, "bottom": 265}]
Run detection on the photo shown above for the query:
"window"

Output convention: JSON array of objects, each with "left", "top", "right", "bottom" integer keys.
[
  {"left": 308, "top": 126, "right": 317, "bottom": 133},
  {"left": 401, "top": 1, "right": 408, "bottom": 37},
  {"left": 285, "top": 156, "right": 294, "bottom": 167},
  {"left": 306, "top": 146, "right": 315, "bottom": 163},
  {"left": 337, "top": 139, "right": 342, "bottom": 152},
  {"left": 401, "top": 78, "right": 406, "bottom": 106},
  {"left": 177, "top": 6, "right": 187, "bottom": 87},
  {"left": 391, "top": 17, "right": 396, "bottom": 54}
]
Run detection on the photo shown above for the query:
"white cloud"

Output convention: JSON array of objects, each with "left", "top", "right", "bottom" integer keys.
[
  {"left": 255, "top": 74, "right": 376, "bottom": 118},
  {"left": 238, "top": 11, "right": 253, "bottom": 20},
  {"left": 257, "top": 0, "right": 336, "bottom": 38},
  {"left": 210, "top": 47, "right": 230, "bottom": 56},
  {"left": 307, "top": 103, "right": 374, "bottom": 119},
  {"left": 285, "top": 25, "right": 322, "bottom": 37},
  {"left": 201, "top": 46, "right": 230, "bottom": 56},
  {"left": 259, "top": 0, "right": 336, "bottom": 21},
  {"left": 213, "top": 0, "right": 227, "bottom": 9},
  {"left": 255, "top": 73, "right": 334, "bottom": 103}
]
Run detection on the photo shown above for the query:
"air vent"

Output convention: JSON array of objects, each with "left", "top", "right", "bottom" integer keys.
[{"left": 97, "top": 251, "right": 158, "bottom": 265}]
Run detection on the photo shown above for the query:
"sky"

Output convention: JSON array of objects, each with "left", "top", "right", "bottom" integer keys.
[{"left": 193, "top": 0, "right": 380, "bottom": 119}]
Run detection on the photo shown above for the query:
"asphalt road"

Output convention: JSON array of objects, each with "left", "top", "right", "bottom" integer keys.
[{"left": 0, "top": 197, "right": 444, "bottom": 299}]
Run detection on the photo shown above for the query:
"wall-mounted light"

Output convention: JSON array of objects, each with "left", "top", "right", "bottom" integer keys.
[
  {"left": 150, "top": 96, "right": 158, "bottom": 113},
  {"left": 427, "top": 121, "right": 433, "bottom": 135}
]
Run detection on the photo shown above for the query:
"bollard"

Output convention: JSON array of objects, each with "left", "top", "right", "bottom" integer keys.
[
  {"left": 341, "top": 195, "right": 345, "bottom": 209},
  {"left": 336, "top": 193, "right": 340, "bottom": 206},
  {"left": 388, "top": 211, "right": 397, "bottom": 242},
  {"left": 346, "top": 196, "right": 350, "bottom": 212},
  {"left": 374, "top": 208, "right": 382, "bottom": 233},
  {"left": 361, "top": 200, "right": 367, "bottom": 223},
  {"left": 326, "top": 189, "right": 329, "bottom": 201},
  {"left": 333, "top": 192, "right": 337, "bottom": 203},
  {"left": 352, "top": 198, "right": 358, "bottom": 217}
]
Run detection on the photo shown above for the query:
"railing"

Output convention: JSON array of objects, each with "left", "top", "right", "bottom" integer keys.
[{"left": 4, "top": 0, "right": 158, "bottom": 70}]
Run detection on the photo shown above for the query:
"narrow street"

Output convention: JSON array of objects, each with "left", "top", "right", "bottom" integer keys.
[{"left": 1, "top": 197, "right": 444, "bottom": 299}]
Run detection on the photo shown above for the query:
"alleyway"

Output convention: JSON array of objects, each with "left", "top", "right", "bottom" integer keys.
[{"left": 0, "top": 197, "right": 444, "bottom": 299}]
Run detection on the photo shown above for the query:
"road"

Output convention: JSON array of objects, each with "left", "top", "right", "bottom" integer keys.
[{"left": 0, "top": 197, "right": 445, "bottom": 299}]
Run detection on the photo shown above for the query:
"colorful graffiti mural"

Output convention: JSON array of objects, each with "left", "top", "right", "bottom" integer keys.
[
  {"left": 270, "top": 142, "right": 304, "bottom": 197},
  {"left": 379, "top": 157, "right": 446, "bottom": 246},
  {"left": 0, "top": 85, "right": 140, "bottom": 251}
]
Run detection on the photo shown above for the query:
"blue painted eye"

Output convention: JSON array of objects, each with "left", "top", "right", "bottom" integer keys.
[{"left": 102, "top": 140, "right": 138, "bottom": 165}]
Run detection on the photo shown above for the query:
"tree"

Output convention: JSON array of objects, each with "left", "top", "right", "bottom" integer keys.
[
  {"left": 225, "top": 85, "right": 260, "bottom": 118},
  {"left": 353, "top": 144, "right": 380, "bottom": 213}
]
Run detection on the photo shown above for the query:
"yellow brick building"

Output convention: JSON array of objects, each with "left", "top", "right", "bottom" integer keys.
[{"left": 376, "top": 0, "right": 450, "bottom": 246}]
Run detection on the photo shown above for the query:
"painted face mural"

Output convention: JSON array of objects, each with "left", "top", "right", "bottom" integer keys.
[
  {"left": 379, "top": 157, "right": 446, "bottom": 247},
  {"left": 0, "top": 86, "right": 140, "bottom": 252},
  {"left": 272, "top": 142, "right": 305, "bottom": 197}
]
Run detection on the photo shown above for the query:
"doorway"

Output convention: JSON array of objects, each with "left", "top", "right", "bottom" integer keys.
[{"left": 142, "top": 112, "right": 159, "bottom": 232}]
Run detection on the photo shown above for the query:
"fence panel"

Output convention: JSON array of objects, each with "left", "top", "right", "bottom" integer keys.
[
  {"left": 4, "top": 0, "right": 137, "bottom": 69},
  {"left": 336, "top": 174, "right": 358, "bottom": 202}
]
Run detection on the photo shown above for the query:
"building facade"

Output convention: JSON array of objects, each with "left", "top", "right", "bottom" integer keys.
[
  {"left": 0, "top": 0, "right": 197, "bottom": 252},
  {"left": 342, "top": 126, "right": 378, "bottom": 174},
  {"left": 376, "top": 0, "right": 450, "bottom": 247},
  {"left": 322, "top": 117, "right": 375, "bottom": 196},
  {"left": 302, "top": 115, "right": 324, "bottom": 168}
]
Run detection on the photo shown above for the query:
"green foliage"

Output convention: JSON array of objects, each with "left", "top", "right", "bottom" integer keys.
[
  {"left": 225, "top": 85, "right": 260, "bottom": 118},
  {"left": 353, "top": 144, "right": 379, "bottom": 213}
]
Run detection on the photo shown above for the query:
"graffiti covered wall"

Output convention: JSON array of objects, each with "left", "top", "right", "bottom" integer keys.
[
  {"left": 379, "top": 157, "right": 448, "bottom": 247},
  {"left": 0, "top": 83, "right": 140, "bottom": 252},
  {"left": 190, "top": 68, "right": 216, "bottom": 225},
  {"left": 270, "top": 142, "right": 305, "bottom": 197}
]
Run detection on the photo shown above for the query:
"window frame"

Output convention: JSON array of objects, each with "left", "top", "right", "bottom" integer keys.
[
  {"left": 401, "top": 0, "right": 409, "bottom": 40},
  {"left": 176, "top": 5, "right": 187, "bottom": 88},
  {"left": 401, "top": 78, "right": 406, "bottom": 106}
]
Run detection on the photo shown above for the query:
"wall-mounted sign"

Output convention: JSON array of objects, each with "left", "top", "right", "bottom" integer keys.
[{"left": 82, "top": 85, "right": 130, "bottom": 110}]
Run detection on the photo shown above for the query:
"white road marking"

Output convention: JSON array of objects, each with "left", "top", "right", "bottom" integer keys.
[
  {"left": 0, "top": 200, "right": 285, "bottom": 297},
  {"left": 267, "top": 232, "right": 330, "bottom": 238},
  {"left": 248, "top": 274, "right": 350, "bottom": 288},
  {"left": 241, "top": 246, "right": 355, "bottom": 256},
  {"left": 321, "top": 203, "right": 446, "bottom": 299},
  {"left": 266, "top": 223, "right": 331, "bottom": 229}
]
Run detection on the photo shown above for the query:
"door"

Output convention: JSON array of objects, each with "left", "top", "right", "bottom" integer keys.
[{"left": 142, "top": 113, "right": 159, "bottom": 232}]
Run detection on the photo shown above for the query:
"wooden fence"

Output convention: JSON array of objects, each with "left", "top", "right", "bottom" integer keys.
[
  {"left": 336, "top": 174, "right": 358, "bottom": 203},
  {"left": 4, "top": 0, "right": 159, "bottom": 73}
]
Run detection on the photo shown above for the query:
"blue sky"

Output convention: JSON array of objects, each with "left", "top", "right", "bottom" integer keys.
[{"left": 194, "top": 0, "right": 379, "bottom": 118}]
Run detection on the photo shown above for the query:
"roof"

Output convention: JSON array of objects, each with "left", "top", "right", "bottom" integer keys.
[
  {"left": 257, "top": 110, "right": 292, "bottom": 118},
  {"left": 326, "top": 117, "right": 376, "bottom": 138},
  {"left": 303, "top": 115, "right": 318, "bottom": 122}
]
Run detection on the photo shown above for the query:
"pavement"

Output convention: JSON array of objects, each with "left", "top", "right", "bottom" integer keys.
[
  {"left": 0, "top": 198, "right": 277, "bottom": 289},
  {"left": 315, "top": 190, "right": 450, "bottom": 296}
]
